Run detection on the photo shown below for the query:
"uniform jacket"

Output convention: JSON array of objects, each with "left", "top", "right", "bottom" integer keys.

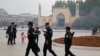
[
  {"left": 64, "top": 32, "right": 74, "bottom": 44},
  {"left": 44, "top": 27, "right": 53, "bottom": 41}
]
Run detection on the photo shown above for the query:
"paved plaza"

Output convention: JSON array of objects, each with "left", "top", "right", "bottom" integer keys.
[{"left": 0, "top": 29, "right": 100, "bottom": 56}]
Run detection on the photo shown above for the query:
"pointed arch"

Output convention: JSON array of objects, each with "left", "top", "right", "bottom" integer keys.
[{"left": 57, "top": 13, "right": 65, "bottom": 26}]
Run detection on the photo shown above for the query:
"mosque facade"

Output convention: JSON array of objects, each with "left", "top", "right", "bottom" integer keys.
[{"left": 38, "top": 1, "right": 80, "bottom": 28}]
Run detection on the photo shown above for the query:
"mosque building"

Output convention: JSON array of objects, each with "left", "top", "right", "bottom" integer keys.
[{"left": 38, "top": 0, "right": 80, "bottom": 28}]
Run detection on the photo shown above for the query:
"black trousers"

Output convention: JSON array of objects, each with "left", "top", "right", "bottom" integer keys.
[
  {"left": 7, "top": 35, "right": 13, "bottom": 44},
  {"left": 65, "top": 44, "right": 74, "bottom": 56},
  {"left": 43, "top": 41, "right": 56, "bottom": 56},
  {"left": 25, "top": 43, "right": 38, "bottom": 56},
  {"left": 12, "top": 37, "right": 16, "bottom": 44},
  {"left": 13, "top": 34, "right": 16, "bottom": 44}
]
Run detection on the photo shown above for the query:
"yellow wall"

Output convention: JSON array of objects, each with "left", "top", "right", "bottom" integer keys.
[{"left": 38, "top": 7, "right": 79, "bottom": 27}]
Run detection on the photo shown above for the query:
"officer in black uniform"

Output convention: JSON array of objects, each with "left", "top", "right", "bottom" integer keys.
[
  {"left": 64, "top": 27, "right": 75, "bottom": 56},
  {"left": 43, "top": 23, "right": 57, "bottom": 56},
  {"left": 25, "top": 22, "right": 39, "bottom": 56}
]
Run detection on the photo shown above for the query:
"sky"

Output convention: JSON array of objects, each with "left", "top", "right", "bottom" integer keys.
[
  {"left": 0, "top": 0, "right": 57, "bottom": 16},
  {"left": 0, "top": 0, "right": 85, "bottom": 16}
]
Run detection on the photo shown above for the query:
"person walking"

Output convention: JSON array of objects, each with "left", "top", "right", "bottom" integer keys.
[
  {"left": 35, "top": 27, "right": 41, "bottom": 45},
  {"left": 25, "top": 22, "right": 39, "bottom": 56},
  {"left": 6, "top": 22, "right": 15, "bottom": 45},
  {"left": 12, "top": 25, "right": 17, "bottom": 44},
  {"left": 64, "top": 27, "right": 75, "bottom": 56},
  {"left": 43, "top": 23, "right": 57, "bottom": 56}
]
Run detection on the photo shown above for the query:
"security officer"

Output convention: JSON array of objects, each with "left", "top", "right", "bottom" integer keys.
[
  {"left": 43, "top": 23, "right": 57, "bottom": 56},
  {"left": 25, "top": 22, "right": 39, "bottom": 56},
  {"left": 64, "top": 27, "right": 75, "bottom": 56}
]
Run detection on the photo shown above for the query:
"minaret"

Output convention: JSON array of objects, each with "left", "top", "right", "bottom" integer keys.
[
  {"left": 38, "top": 4, "right": 41, "bottom": 27},
  {"left": 39, "top": 4, "right": 41, "bottom": 17},
  {"left": 63, "top": 0, "right": 66, "bottom": 8},
  {"left": 75, "top": 2, "right": 79, "bottom": 18}
]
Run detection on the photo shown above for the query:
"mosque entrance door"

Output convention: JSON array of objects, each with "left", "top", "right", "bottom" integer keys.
[{"left": 57, "top": 13, "right": 65, "bottom": 26}]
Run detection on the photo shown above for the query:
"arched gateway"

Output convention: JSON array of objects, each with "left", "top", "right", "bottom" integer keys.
[{"left": 57, "top": 13, "right": 65, "bottom": 26}]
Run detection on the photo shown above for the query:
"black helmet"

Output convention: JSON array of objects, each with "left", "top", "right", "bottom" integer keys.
[
  {"left": 66, "top": 26, "right": 70, "bottom": 31},
  {"left": 45, "top": 22, "right": 49, "bottom": 26},
  {"left": 28, "top": 22, "right": 33, "bottom": 26},
  {"left": 11, "top": 22, "right": 14, "bottom": 25}
]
